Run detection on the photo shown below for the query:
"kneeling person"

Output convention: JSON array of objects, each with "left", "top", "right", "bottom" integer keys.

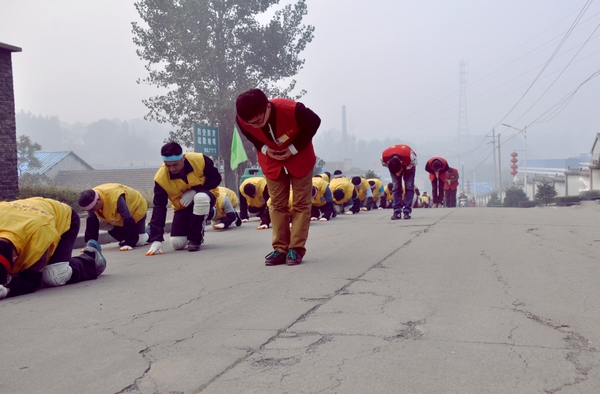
[
  {"left": 78, "top": 183, "right": 149, "bottom": 251},
  {"left": 0, "top": 198, "right": 106, "bottom": 299},
  {"left": 212, "top": 186, "right": 242, "bottom": 229},
  {"left": 146, "top": 142, "right": 221, "bottom": 254}
]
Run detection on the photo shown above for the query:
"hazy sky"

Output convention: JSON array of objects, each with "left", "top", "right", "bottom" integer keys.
[{"left": 1, "top": 0, "right": 599, "bottom": 160}]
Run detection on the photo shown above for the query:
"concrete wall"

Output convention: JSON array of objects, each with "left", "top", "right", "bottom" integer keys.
[{"left": 0, "top": 47, "right": 19, "bottom": 200}]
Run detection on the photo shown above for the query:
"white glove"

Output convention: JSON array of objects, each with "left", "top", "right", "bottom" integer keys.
[
  {"left": 180, "top": 190, "right": 197, "bottom": 207},
  {"left": 119, "top": 245, "right": 133, "bottom": 251},
  {"left": 0, "top": 285, "right": 8, "bottom": 299},
  {"left": 145, "top": 241, "right": 163, "bottom": 256}
]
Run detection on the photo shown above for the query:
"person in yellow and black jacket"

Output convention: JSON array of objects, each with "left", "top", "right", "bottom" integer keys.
[
  {"left": 211, "top": 186, "right": 243, "bottom": 230},
  {"left": 236, "top": 88, "right": 321, "bottom": 266},
  {"left": 368, "top": 178, "right": 385, "bottom": 209},
  {"left": 78, "top": 183, "right": 149, "bottom": 251},
  {"left": 146, "top": 142, "right": 221, "bottom": 254},
  {"left": 239, "top": 176, "right": 271, "bottom": 230},
  {"left": 381, "top": 182, "right": 394, "bottom": 209},
  {"left": 310, "top": 176, "right": 334, "bottom": 221},
  {"left": 330, "top": 176, "right": 358, "bottom": 215},
  {"left": 0, "top": 198, "right": 106, "bottom": 299},
  {"left": 351, "top": 176, "right": 374, "bottom": 211}
]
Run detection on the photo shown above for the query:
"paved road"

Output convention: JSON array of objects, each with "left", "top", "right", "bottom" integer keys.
[{"left": 2, "top": 204, "right": 600, "bottom": 394}]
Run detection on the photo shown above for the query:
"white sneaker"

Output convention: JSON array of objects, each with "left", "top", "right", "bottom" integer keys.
[
  {"left": 345, "top": 211, "right": 354, "bottom": 215},
  {"left": 319, "top": 217, "right": 328, "bottom": 222},
  {"left": 310, "top": 217, "right": 318, "bottom": 221},
  {"left": 213, "top": 223, "right": 225, "bottom": 229}
]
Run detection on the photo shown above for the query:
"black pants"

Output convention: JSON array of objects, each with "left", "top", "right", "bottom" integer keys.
[
  {"left": 8, "top": 209, "right": 98, "bottom": 297},
  {"left": 108, "top": 215, "right": 147, "bottom": 246},
  {"left": 431, "top": 178, "right": 444, "bottom": 204},
  {"left": 444, "top": 189, "right": 457, "bottom": 207}
]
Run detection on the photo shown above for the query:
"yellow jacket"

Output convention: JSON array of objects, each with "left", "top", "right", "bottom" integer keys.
[
  {"left": 312, "top": 177, "right": 330, "bottom": 207},
  {"left": 239, "top": 177, "right": 268, "bottom": 208},
  {"left": 154, "top": 152, "right": 219, "bottom": 211},
  {"left": 0, "top": 198, "right": 72, "bottom": 274},
  {"left": 93, "top": 183, "right": 147, "bottom": 225},
  {"left": 354, "top": 178, "right": 370, "bottom": 201},
  {"left": 368, "top": 178, "right": 384, "bottom": 201},
  {"left": 213, "top": 186, "right": 239, "bottom": 221},
  {"left": 330, "top": 177, "right": 354, "bottom": 204}
]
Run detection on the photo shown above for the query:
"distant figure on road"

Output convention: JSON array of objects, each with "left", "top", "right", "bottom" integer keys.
[
  {"left": 368, "top": 178, "right": 385, "bottom": 209},
  {"left": 381, "top": 144, "right": 418, "bottom": 220},
  {"left": 0, "top": 197, "right": 106, "bottom": 299},
  {"left": 444, "top": 167, "right": 460, "bottom": 207},
  {"left": 425, "top": 156, "right": 449, "bottom": 208},
  {"left": 239, "top": 176, "right": 271, "bottom": 230},
  {"left": 330, "top": 176, "right": 358, "bottom": 215},
  {"left": 310, "top": 176, "right": 334, "bottom": 221},
  {"left": 211, "top": 186, "right": 243, "bottom": 230},
  {"left": 146, "top": 142, "right": 221, "bottom": 254},
  {"left": 78, "top": 183, "right": 149, "bottom": 251},
  {"left": 236, "top": 88, "right": 321, "bottom": 266}
]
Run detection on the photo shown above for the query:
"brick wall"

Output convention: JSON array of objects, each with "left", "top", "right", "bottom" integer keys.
[{"left": 0, "top": 49, "right": 19, "bottom": 200}]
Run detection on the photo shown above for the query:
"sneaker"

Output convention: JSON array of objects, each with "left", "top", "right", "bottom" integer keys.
[
  {"left": 286, "top": 249, "right": 303, "bottom": 266},
  {"left": 310, "top": 217, "right": 318, "bottom": 221},
  {"left": 265, "top": 250, "right": 286, "bottom": 266},
  {"left": 235, "top": 213, "right": 242, "bottom": 227},
  {"left": 345, "top": 211, "right": 354, "bottom": 215},
  {"left": 404, "top": 213, "right": 411, "bottom": 220},
  {"left": 83, "top": 240, "right": 106, "bottom": 276},
  {"left": 391, "top": 212, "right": 402, "bottom": 220},
  {"left": 188, "top": 240, "right": 201, "bottom": 252},
  {"left": 213, "top": 223, "right": 225, "bottom": 229}
]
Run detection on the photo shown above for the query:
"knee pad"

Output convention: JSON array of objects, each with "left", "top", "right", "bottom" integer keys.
[
  {"left": 170, "top": 236, "right": 188, "bottom": 250},
  {"left": 136, "top": 233, "right": 149, "bottom": 247},
  {"left": 42, "top": 262, "right": 73, "bottom": 287},
  {"left": 193, "top": 193, "right": 211, "bottom": 216}
]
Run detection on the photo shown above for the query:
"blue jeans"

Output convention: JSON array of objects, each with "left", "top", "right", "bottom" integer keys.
[{"left": 390, "top": 168, "right": 415, "bottom": 215}]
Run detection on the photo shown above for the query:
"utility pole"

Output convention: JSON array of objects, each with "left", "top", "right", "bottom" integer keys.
[
  {"left": 491, "top": 128, "right": 498, "bottom": 192},
  {"left": 498, "top": 133, "right": 502, "bottom": 201},
  {"left": 457, "top": 60, "right": 468, "bottom": 164}
]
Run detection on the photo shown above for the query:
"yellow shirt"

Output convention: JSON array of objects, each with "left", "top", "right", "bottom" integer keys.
[
  {"left": 0, "top": 198, "right": 72, "bottom": 274},
  {"left": 94, "top": 183, "right": 147, "bottom": 225}
]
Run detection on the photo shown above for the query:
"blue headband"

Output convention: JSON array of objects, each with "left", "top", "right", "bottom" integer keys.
[{"left": 162, "top": 153, "right": 184, "bottom": 162}]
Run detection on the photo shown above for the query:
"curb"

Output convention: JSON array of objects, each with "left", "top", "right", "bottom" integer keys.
[{"left": 74, "top": 221, "right": 172, "bottom": 249}]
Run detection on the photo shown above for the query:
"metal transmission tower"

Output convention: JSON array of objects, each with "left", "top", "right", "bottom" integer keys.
[
  {"left": 457, "top": 60, "right": 469, "bottom": 192},
  {"left": 457, "top": 60, "right": 469, "bottom": 152}
]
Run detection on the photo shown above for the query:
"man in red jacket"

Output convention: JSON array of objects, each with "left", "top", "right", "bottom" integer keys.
[
  {"left": 424, "top": 157, "right": 450, "bottom": 208},
  {"left": 444, "top": 167, "right": 460, "bottom": 207},
  {"left": 381, "top": 144, "right": 418, "bottom": 220},
  {"left": 236, "top": 89, "right": 321, "bottom": 266}
]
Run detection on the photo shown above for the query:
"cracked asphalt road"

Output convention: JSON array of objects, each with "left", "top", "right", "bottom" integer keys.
[{"left": 2, "top": 203, "right": 600, "bottom": 393}]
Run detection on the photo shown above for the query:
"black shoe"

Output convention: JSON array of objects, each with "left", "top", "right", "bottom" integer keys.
[
  {"left": 188, "top": 240, "right": 201, "bottom": 252},
  {"left": 265, "top": 250, "right": 286, "bottom": 266},
  {"left": 286, "top": 249, "right": 303, "bottom": 266},
  {"left": 235, "top": 212, "right": 242, "bottom": 227},
  {"left": 404, "top": 213, "right": 411, "bottom": 220},
  {"left": 391, "top": 212, "right": 402, "bottom": 220}
]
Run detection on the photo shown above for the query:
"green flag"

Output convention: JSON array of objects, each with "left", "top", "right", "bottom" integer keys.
[{"left": 230, "top": 126, "right": 248, "bottom": 170}]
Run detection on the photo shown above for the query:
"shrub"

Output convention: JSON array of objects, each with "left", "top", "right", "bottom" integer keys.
[
  {"left": 18, "top": 185, "right": 84, "bottom": 213},
  {"left": 579, "top": 190, "right": 600, "bottom": 200},
  {"left": 554, "top": 196, "right": 581, "bottom": 206},
  {"left": 503, "top": 185, "right": 529, "bottom": 207}
]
